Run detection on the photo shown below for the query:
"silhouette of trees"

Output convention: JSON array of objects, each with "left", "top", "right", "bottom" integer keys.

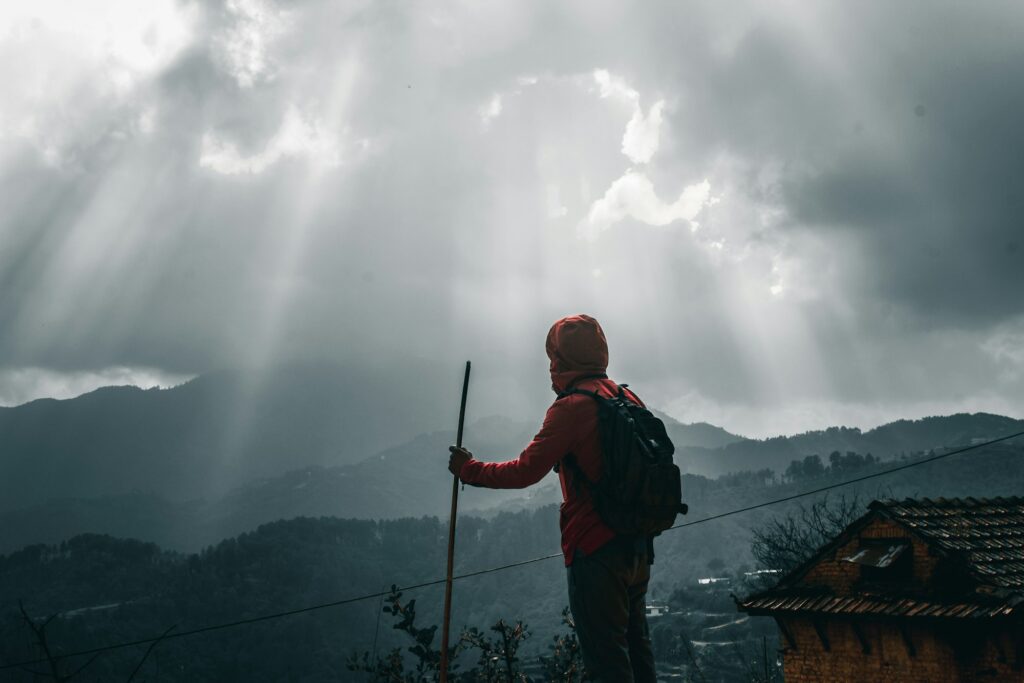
[
  {"left": 750, "top": 495, "right": 863, "bottom": 576},
  {"left": 783, "top": 455, "right": 826, "bottom": 482},
  {"left": 784, "top": 451, "right": 880, "bottom": 482}
]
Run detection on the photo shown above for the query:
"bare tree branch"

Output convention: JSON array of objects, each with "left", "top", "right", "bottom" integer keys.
[
  {"left": 64, "top": 654, "right": 101, "bottom": 681},
  {"left": 19, "top": 601, "right": 65, "bottom": 682},
  {"left": 750, "top": 494, "right": 864, "bottom": 580},
  {"left": 126, "top": 624, "right": 177, "bottom": 683}
]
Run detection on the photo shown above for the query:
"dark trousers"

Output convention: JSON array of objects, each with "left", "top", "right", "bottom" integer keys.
[{"left": 567, "top": 536, "right": 656, "bottom": 683}]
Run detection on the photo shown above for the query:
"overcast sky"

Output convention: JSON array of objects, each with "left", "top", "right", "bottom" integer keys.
[{"left": 1, "top": 0, "right": 1022, "bottom": 437}]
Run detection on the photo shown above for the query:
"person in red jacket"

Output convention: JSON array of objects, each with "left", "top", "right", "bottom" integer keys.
[{"left": 448, "top": 314, "right": 656, "bottom": 683}]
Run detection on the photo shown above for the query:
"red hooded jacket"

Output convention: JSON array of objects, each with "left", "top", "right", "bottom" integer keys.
[{"left": 458, "top": 314, "right": 642, "bottom": 565}]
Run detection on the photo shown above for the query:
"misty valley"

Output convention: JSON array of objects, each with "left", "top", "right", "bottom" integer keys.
[{"left": 2, "top": 371, "right": 1022, "bottom": 681}]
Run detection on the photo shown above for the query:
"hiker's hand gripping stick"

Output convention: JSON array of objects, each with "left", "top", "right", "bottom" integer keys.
[{"left": 448, "top": 446, "right": 472, "bottom": 477}]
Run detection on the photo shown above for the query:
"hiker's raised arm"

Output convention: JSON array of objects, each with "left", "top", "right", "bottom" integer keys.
[{"left": 456, "top": 398, "right": 577, "bottom": 489}]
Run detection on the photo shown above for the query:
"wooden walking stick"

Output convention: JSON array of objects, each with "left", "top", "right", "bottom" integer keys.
[{"left": 440, "top": 360, "right": 470, "bottom": 683}]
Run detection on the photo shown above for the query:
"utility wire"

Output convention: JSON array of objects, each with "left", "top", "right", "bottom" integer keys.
[{"left": 2, "top": 428, "right": 1022, "bottom": 671}]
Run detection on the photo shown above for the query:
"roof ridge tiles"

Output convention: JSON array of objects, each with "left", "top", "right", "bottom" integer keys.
[
  {"left": 879, "top": 496, "right": 1024, "bottom": 510},
  {"left": 741, "top": 496, "right": 1024, "bottom": 619}
]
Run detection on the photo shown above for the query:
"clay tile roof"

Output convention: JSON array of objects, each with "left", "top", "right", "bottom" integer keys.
[
  {"left": 738, "top": 497, "right": 1024, "bottom": 620},
  {"left": 872, "top": 497, "right": 1024, "bottom": 590}
]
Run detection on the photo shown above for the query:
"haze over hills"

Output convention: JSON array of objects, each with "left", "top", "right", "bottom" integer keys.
[
  {"left": 654, "top": 411, "right": 746, "bottom": 450},
  {"left": 0, "top": 363, "right": 453, "bottom": 511},
  {"left": 0, "top": 365, "right": 1019, "bottom": 554},
  {"left": 0, "top": 367, "right": 748, "bottom": 513},
  {"left": 187, "top": 411, "right": 1024, "bottom": 538},
  {"left": 0, "top": 411, "right": 742, "bottom": 552}
]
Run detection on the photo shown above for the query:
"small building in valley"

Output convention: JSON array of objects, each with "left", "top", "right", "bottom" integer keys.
[
  {"left": 738, "top": 497, "right": 1024, "bottom": 682},
  {"left": 645, "top": 602, "right": 669, "bottom": 618}
]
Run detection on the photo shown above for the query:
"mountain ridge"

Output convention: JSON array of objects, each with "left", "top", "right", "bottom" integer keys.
[
  {"left": 679, "top": 411, "right": 1024, "bottom": 476},
  {"left": 0, "top": 363, "right": 453, "bottom": 510},
  {"left": 1, "top": 382, "right": 1019, "bottom": 554}
]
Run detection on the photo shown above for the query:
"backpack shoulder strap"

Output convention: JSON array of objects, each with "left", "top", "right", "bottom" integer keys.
[
  {"left": 552, "top": 386, "right": 604, "bottom": 483},
  {"left": 557, "top": 387, "right": 602, "bottom": 401},
  {"left": 561, "top": 383, "right": 636, "bottom": 405},
  {"left": 555, "top": 372, "right": 608, "bottom": 398}
]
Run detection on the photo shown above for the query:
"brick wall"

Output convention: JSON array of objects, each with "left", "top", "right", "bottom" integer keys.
[
  {"left": 802, "top": 518, "right": 940, "bottom": 592},
  {"left": 779, "top": 617, "right": 1023, "bottom": 682},
  {"left": 802, "top": 535, "right": 861, "bottom": 592},
  {"left": 860, "top": 518, "right": 941, "bottom": 583}
]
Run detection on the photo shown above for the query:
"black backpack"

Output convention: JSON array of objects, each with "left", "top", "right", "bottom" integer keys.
[{"left": 558, "top": 383, "right": 688, "bottom": 536}]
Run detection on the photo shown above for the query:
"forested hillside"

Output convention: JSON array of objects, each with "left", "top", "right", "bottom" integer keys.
[
  {"left": 2, "top": 441, "right": 1022, "bottom": 681},
  {"left": 2, "top": 384, "right": 1016, "bottom": 555}
]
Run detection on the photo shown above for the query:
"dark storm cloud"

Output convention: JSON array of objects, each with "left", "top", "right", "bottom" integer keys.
[
  {"left": 783, "top": 32, "right": 1024, "bottom": 327},
  {"left": 709, "top": 4, "right": 1023, "bottom": 327},
  {"left": 1, "top": 0, "right": 1022, "bottom": 433}
]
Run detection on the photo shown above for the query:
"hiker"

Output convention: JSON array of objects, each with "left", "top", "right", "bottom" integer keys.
[{"left": 448, "top": 314, "right": 659, "bottom": 683}]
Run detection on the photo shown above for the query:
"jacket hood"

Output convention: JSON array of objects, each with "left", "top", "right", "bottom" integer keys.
[{"left": 546, "top": 314, "right": 609, "bottom": 393}]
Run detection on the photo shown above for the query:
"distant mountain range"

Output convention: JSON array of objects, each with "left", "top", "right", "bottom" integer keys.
[
  {"left": 0, "top": 366, "right": 748, "bottom": 514},
  {"left": 0, "top": 414, "right": 550, "bottom": 553},
  {"left": 655, "top": 411, "right": 746, "bottom": 450},
  {"left": 677, "top": 412, "right": 1024, "bottom": 476},
  {"left": 0, "top": 363, "right": 452, "bottom": 510},
  {"left": 0, "top": 366, "right": 1020, "bottom": 554}
]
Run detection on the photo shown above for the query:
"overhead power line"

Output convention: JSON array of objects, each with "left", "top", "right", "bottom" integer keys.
[{"left": 2, "top": 428, "right": 1022, "bottom": 672}]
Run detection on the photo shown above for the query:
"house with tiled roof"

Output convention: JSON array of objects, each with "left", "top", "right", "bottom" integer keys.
[{"left": 738, "top": 497, "right": 1024, "bottom": 682}]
